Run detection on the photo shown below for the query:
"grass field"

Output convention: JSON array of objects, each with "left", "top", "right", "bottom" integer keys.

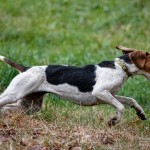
[{"left": 0, "top": 0, "right": 150, "bottom": 149}]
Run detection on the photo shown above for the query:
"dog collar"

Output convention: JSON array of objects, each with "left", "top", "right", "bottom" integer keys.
[{"left": 115, "top": 58, "right": 133, "bottom": 77}]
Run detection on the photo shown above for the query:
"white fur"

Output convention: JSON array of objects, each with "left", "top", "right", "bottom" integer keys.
[{"left": 0, "top": 55, "right": 5, "bottom": 61}]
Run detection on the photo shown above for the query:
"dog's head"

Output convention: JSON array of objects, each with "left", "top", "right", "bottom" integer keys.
[{"left": 116, "top": 46, "right": 150, "bottom": 79}]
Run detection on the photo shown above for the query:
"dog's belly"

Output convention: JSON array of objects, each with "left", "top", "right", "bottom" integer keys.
[
  {"left": 39, "top": 83, "right": 98, "bottom": 106},
  {"left": 60, "top": 92, "right": 97, "bottom": 106}
]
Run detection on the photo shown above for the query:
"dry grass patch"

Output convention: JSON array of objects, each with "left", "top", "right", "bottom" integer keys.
[{"left": 0, "top": 110, "right": 149, "bottom": 150}]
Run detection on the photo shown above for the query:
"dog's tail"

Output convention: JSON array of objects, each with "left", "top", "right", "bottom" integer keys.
[{"left": 0, "top": 55, "right": 28, "bottom": 72}]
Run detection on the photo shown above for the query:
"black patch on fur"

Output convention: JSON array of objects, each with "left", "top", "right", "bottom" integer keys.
[
  {"left": 98, "top": 61, "right": 115, "bottom": 69},
  {"left": 45, "top": 65, "right": 96, "bottom": 92},
  {"left": 119, "top": 54, "right": 132, "bottom": 64}
]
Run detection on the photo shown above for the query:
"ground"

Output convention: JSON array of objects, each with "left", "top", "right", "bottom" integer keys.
[{"left": 0, "top": 108, "right": 149, "bottom": 150}]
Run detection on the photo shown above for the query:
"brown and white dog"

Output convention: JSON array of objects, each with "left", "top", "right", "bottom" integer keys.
[{"left": 0, "top": 46, "right": 150, "bottom": 125}]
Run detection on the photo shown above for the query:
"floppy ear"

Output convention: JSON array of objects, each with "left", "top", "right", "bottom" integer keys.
[
  {"left": 116, "top": 46, "right": 137, "bottom": 54},
  {"left": 129, "top": 51, "right": 146, "bottom": 69}
]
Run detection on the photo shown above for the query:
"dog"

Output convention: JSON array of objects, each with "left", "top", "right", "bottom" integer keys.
[{"left": 0, "top": 46, "right": 149, "bottom": 125}]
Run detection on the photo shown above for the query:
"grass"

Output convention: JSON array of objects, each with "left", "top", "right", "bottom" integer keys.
[{"left": 0, "top": 0, "right": 150, "bottom": 149}]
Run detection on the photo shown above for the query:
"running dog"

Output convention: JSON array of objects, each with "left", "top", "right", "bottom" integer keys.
[{"left": 0, "top": 46, "right": 149, "bottom": 125}]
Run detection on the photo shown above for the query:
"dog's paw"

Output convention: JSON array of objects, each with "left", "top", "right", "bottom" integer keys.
[
  {"left": 107, "top": 117, "right": 118, "bottom": 126},
  {"left": 136, "top": 111, "right": 147, "bottom": 120}
]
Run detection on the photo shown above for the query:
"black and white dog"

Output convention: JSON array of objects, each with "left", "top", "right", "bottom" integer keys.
[{"left": 0, "top": 46, "right": 150, "bottom": 125}]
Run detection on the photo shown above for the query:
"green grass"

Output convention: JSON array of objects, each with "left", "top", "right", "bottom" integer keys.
[{"left": 0, "top": 0, "right": 150, "bottom": 149}]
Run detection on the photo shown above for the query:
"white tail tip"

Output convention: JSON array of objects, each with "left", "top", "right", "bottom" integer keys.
[{"left": 0, "top": 55, "right": 6, "bottom": 61}]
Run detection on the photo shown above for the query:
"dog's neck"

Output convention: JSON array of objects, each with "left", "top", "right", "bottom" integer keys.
[
  {"left": 118, "top": 54, "right": 150, "bottom": 79},
  {"left": 115, "top": 58, "right": 133, "bottom": 77}
]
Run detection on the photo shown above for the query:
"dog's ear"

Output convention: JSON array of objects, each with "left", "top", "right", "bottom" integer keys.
[
  {"left": 116, "top": 46, "right": 137, "bottom": 54},
  {"left": 129, "top": 51, "right": 147, "bottom": 69}
]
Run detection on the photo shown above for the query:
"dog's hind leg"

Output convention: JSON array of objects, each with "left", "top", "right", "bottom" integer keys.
[
  {"left": 19, "top": 92, "right": 46, "bottom": 114},
  {"left": 0, "top": 103, "right": 21, "bottom": 114},
  {"left": 115, "top": 95, "right": 146, "bottom": 120},
  {"left": 1, "top": 92, "right": 46, "bottom": 114},
  {"left": 0, "top": 68, "right": 45, "bottom": 107}
]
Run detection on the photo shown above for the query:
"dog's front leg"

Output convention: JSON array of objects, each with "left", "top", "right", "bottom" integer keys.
[
  {"left": 92, "top": 89, "right": 124, "bottom": 126},
  {"left": 115, "top": 95, "right": 146, "bottom": 120}
]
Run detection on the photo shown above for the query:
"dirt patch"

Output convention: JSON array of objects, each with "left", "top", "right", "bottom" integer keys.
[{"left": 0, "top": 112, "right": 147, "bottom": 150}]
